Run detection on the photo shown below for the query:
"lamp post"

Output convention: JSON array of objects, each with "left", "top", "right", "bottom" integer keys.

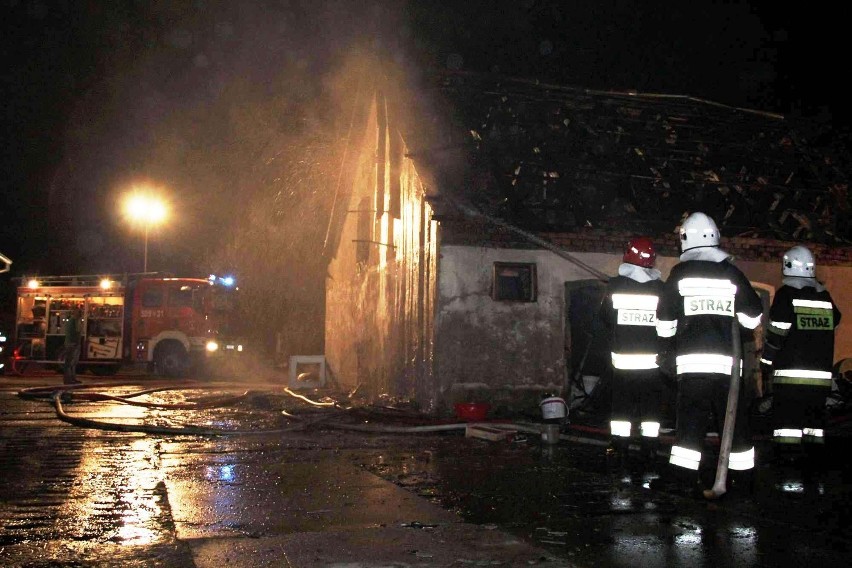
[{"left": 124, "top": 193, "right": 167, "bottom": 272}]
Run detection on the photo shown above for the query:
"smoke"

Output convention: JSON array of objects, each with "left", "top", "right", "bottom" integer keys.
[
  {"left": 31, "top": 1, "right": 788, "bottom": 362},
  {"left": 31, "top": 2, "right": 404, "bottom": 359},
  {"left": 45, "top": 0, "right": 499, "bottom": 363}
]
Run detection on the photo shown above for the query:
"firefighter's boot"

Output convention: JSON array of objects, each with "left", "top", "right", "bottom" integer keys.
[
  {"left": 770, "top": 442, "right": 803, "bottom": 465},
  {"left": 805, "top": 442, "right": 827, "bottom": 469},
  {"left": 618, "top": 438, "right": 633, "bottom": 471},
  {"left": 697, "top": 457, "right": 717, "bottom": 490},
  {"left": 729, "top": 468, "right": 756, "bottom": 496},
  {"left": 649, "top": 465, "right": 700, "bottom": 495},
  {"left": 607, "top": 437, "right": 631, "bottom": 472},
  {"left": 802, "top": 443, "right": 827, "bottom": 480},
  {"left": 641, "top": 438, "right": 660, "bottom": 468}
]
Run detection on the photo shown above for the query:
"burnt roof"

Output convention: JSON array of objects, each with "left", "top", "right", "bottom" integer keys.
[{"left": 419, "top": 72, "right": 851, "bottom": 245}]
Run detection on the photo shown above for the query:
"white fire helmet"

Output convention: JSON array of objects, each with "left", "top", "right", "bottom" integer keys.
[
  {"left": 782, "top": 245, "right": 816, "bottom": 277},
  {"left": 679, "top": 212, "right": 720, "bottom": 252}
]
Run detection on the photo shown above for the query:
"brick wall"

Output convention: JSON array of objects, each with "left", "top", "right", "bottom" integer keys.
[
  {"left": 542, "top": 230, "right": 852, "bottom": 266},
  {"left": 439, "top": 219, "right": 852, "bottom": 266}
]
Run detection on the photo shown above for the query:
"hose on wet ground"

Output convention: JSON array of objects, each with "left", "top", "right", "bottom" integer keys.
[
  {"left": 18, "top": 382, "right": 502, "bottom": 437},
  {"left": 17, "top": 382, "right": 566, "bottom": 440},
  {"left": 25, "top": 384, "right": 772, "bottom": 470},
  {"left": 279, "top": 394, "right": 612, "bottom": 445},
  {"left": 18, "top": 379, "right": 626, "bottom": 444},
  {"left": 15, "top": 380, "right": 612, "bottom": 443},
  {"left": 18, "top": 382, "right": 313, "bottom": 436},
  {"left": 23, "top": 383, "right": 252, "bottom": 410},
  {"left": 51, "top": 392, "right": 239, "bottom": 436},
  {"left": 17, "top": 382, "right": 811, "bottom": 446},
  {"left": 283, "top": 387, "right": 338, "bottom": 407},
  {"left": 310, "top": 416, "right": 614, "bottom": 447}
]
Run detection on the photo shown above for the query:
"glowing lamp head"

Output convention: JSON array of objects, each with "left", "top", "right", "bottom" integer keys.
[
  {"left": 205, "top": 340, "right": 219, "bottom": 352},
  {"left": 100, "top": 279, "right": 112, "bottom": 290},
  {"left": 27, "top": 279, "right": 39, "bottom": 289},
  {"left": 124, "top": 192, "right": 168, "bottom": 225}
]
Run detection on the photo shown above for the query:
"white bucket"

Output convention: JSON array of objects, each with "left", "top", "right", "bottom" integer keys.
[{"left": 540, "top": 396, "right": 568, "bottom": 420}]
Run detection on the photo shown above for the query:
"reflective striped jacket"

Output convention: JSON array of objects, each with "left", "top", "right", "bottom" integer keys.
[
  {"left": 761, "top": 284, "right": 841, "bottom": 386},
  {"left": 656, "top": 259, "right": 763, "bottom": 376},
  {"left": 601, "top": 275, "right": 664, "bottom": 370}
]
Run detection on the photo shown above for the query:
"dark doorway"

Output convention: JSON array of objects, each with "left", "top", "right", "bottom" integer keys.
[{"left": 565, "top": 281, "right": 610, "bottom": 419}]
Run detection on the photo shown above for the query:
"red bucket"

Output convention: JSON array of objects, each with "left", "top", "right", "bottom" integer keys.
[{"left": 454, "top": 402, "right": 491, "bottom": 421}]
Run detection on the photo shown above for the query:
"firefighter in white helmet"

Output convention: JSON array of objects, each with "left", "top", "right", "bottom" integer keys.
[
  {"left": 601, "top": 236, "right": 665, "bottom": 468},
  {"left": 760, "top": 246, "right": 841, "bottom": 462},
  {"left": 653, "top": 212, "right": 763, "bottom": 492}
]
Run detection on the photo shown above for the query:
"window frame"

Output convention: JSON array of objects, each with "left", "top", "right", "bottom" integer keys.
[
  {"left": 141, "top": 288, "right": 164, "bottom": 308},
  {"left": 491, "top": 262, "right": 538, "bottom": 303},
  {"left": 168, "top": 285, "right": 196, "bottom": 309}
]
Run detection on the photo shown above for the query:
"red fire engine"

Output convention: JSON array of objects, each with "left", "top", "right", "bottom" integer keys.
[{"left": 10, "top": 273, "right": 244, "bottom": 376}]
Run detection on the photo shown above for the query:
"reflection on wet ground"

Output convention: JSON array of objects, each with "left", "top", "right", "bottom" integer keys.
[
  {"left": 0, "top": 381, "right": 198, "bottom": 565},
  {"left": 356, "top": 438, "right": 852, "bottom": 566},
  {"left": 355, "top": 434, "right": 852, "bottom": 568},
  {"left": 1, "top": 376, "right": 851, "bottom": 567}
]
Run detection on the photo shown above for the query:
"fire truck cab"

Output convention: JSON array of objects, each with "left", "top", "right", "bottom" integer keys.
[{"left": 11, "top": 274, "right": 243, "bottom": 377}]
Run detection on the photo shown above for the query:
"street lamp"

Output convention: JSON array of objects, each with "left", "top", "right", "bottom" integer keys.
[{"left": 123, "top": 192, "right": 168, "bottom": 272}]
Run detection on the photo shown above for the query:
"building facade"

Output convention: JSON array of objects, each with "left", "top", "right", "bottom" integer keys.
[{"left": 324, "top": 73, "right": 852, "bottom": 414}]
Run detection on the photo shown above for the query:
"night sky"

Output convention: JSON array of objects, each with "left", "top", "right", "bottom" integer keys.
[{"left": 0, "top": 1, "right": 846, "bottom": 313}]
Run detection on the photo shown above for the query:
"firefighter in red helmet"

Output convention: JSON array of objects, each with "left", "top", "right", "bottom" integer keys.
[{"left": 601, "top": 236, "right": 665, "bottom": 467}]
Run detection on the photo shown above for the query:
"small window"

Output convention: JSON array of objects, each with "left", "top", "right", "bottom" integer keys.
[
  {"left": 492, "top": 262, "right": 537, "bottom": 302},
  {"left": 142, "top": 288, "right": 163, "bottom": 307}
]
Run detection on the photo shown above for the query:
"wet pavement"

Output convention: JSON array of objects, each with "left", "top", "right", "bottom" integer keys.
[{"left": 1, "top": 371, "right": 851, "bottom": 567}]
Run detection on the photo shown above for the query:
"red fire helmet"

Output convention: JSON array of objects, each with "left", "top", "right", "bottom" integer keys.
[{"left": 623, "top": 236, "right": 656, "bottom": 268}]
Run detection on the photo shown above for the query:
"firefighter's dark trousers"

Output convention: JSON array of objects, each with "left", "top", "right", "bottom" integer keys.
[
  {"left": 610, "top": 368, "right": 663, "bottom": 439},
  {"left": 62, "top": 344, "right": 80, "bottom": 383},
  {"left": 669, "top": 373, "right": 754, "bottom": 471},
  {"left": 772, "top": 381, "right": 831, "bottom": 445}
]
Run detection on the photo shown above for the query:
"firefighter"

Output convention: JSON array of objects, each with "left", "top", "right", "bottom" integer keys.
[
  {"left": 601, "top": 236, "right": 664, "bottom": 467},
  {"left": 653, "top": 212, "right": 763, "bottom": 493},
  {"left": 760, "top": 246, "right": 841, "bottom": 463},
  {"left": 62, "top": 306, "right": 83, "bottom": 385}
]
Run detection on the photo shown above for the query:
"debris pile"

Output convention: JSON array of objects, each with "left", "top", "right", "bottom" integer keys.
[{"left": 431, "top": 72, "right": 851, "bottom": 244}]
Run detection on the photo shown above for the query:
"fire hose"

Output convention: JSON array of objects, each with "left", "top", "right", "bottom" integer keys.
[
  {"left": 703, "top": 317, "right": 743, "bottom": 500},
  {"left": 17, "top": 380, "right": 791, "bottom": 451},
  {"left": 17, "top": 382, "right": 615, "bottom": 445},
  {"left": 18, "top": 383, "right": 308, "bottom": 436}
]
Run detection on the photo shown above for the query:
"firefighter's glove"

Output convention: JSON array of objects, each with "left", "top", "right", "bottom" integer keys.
[{"left": 750, "top": 394, "right": 773, "bottom": 416}]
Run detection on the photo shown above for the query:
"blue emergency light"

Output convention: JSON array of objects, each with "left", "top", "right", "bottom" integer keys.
[{"left": 208, "top": 274, "right": 236, "bottom": 287}]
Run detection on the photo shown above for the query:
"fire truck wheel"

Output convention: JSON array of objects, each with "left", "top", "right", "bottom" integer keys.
[{"left": 155, "top": 342, "right": 188, "bottom": 378}]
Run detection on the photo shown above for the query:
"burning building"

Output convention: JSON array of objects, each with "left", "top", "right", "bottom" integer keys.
[{"left": 323, "top": 69, "right": 852, "bottom": 415}]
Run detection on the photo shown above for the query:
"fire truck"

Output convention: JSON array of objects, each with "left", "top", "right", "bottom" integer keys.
[{"left": 9, "top": 273, "right": 244, "bottom": 376}]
